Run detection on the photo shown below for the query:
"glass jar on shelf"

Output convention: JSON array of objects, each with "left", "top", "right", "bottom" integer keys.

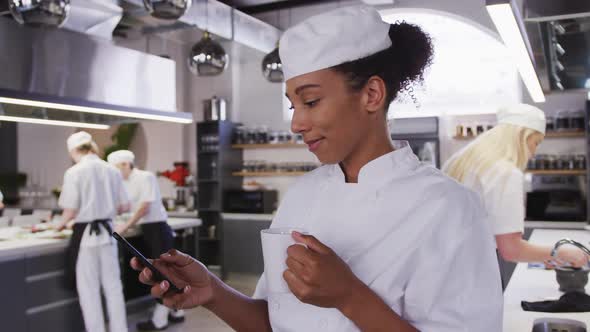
[
  {"left": 269, "top": 131, "right": 280, "bottom": 144},
  {"left": 555, "top": 110, "right": 570, "bottom": 131},
  {"left": 570, "top": 110, "right": 585, "bottom": 131},
  {"left": 546, "top": 155, "right": 558, "bottom": 170},
  {"left": 545, "top": 116, "right": 555, "bottom": 133},
  {"left": 574, "top": 155, "right": 586, "bottom": 170}
]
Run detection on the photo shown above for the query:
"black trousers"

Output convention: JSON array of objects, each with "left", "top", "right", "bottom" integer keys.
[
  {"left": 140, "top": 221, "right": 174, "bottom": 307},
  {"left": 140, "top": 221, "right": 174, "bottom": 258}
]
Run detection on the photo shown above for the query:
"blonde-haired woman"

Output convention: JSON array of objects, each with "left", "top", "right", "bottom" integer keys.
[{"left": 444, "top": 104, "right": 588, "bottom": 287}]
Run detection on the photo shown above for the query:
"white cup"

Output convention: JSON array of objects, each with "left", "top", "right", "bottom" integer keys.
[{"left": 260, "top": 227, "right": 308, "bottom": 294}]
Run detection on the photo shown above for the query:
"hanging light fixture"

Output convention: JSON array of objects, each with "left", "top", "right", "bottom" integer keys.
[
  {"left": 261, "top": 10, "right": 284, "bottom": 82},
  {"left": 9, "top": 0, "right": 71, "bottom": 27},
  {"left": 188, "top": 1, "right": 228, "bottom": 76},
  {"left": 143, "top": 0, "right": 192, "bottom": 20},
  {"left": 262, "top": 43, "right": 283, "bottom": 83},
  {"left": 188, "top": 31, "right": 228, "bottom": 76}
]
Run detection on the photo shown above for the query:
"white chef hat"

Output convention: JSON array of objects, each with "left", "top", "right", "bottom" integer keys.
[
  {"left": 497, "top": 104, "right": 546, "bottom": 135},
  {"left": 66, "top": 131, "right": 93, "bottom": 151},
  {"left": 107, "top": 150, "right": 135, "bottom": 165},
  {"left": 279, "top": 5, "right": 392, "bottom": 81}
]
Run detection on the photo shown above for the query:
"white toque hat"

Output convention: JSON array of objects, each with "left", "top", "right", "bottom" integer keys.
[
  {"left": 66, "top": 131, "right": 93, "bottom": 151},
  {"left": 279, "top": 5, "right": 392, "bottom": 81},
  {"left": 107, "top": 150, "right": 135, "bottom": 165},
  {"left": 497, "top": 104, "right": 547, "bottom": 135}
]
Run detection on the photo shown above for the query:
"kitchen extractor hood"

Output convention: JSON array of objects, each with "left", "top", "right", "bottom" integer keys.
[
  {"left": 119, "top": 0, "right": 281, "bottom": 54},
  {"left": 0, "top": 17, "right": 192, "bottom": 126},
  {"left": 521, "top": 0, "right": 590, "bottom": 92}
]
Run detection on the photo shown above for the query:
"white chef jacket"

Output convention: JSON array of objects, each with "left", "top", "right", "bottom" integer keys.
[
  {"left": 124, "top": 169, "right": 167, "bottom": 224},
  {"left": 253, "top": 142, "right": 503, "bottom": 332},
  {"left": 59, "top": 154, "right": 129, "bottom": 247},
  {"left": 0, "top": 189, "right": 3, "bottom": 203},
  {"left": 459, "top": 160, "right": 525, "bottom": 237}
]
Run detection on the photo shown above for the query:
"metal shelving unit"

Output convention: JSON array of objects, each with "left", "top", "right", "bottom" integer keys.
[{"left": 196, "top": 121, "right": 242, "bottom": 274}]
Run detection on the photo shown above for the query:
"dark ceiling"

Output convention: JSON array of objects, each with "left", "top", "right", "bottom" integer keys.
[{"left": 219, "top": 0, "right": 338, "bottom": 14}]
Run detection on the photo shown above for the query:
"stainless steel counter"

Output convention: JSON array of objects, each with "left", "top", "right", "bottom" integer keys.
[
  {"left": 167, "top": 210, "right": 199, "bottom": 218},
  {"left": 525, "top": 221, "right": 589, "bottom": 230},
  {"left": 0, "top": 218, "right": 201, "bottom": 261},
  {"left": 221, "top": 213, "right": 274, "bottom": 221}
]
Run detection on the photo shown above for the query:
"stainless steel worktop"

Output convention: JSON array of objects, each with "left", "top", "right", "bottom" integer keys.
[{"left": 0, "top": 218, "right": 201, "bottom": 261}]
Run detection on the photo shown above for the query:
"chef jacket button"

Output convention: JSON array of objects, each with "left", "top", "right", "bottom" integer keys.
[{"left": 318, "top": 319, "right": 329, "bottom": 327}]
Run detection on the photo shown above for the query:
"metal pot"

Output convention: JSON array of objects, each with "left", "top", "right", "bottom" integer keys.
[
  {"left": 203, "top": 96, "right": 227, "bottom": 121},
  {"left": 555, "top": 266, "right": 590, "bottom": 293}
]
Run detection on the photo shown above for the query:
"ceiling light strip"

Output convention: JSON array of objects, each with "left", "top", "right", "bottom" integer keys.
[
  {"left": 0, "top": 115, "right": 110, "bottom": 130},
  {"left": 0, "top": 97, "right": 193, "bottom": 124},
  {"left": 486, "top": 2, "right": 545, "bottom": 103}
]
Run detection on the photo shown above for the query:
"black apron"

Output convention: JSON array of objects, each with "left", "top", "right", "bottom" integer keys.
[{"left": 64, "top": 219, "right": 112, "bottom": 291}]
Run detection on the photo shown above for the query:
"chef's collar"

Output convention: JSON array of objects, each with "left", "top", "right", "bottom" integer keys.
[
  {"left": 79, "top": 154, "right": 100, "bottom": 163},
  {"left": 128, "top": 168, "right": 139, "bottom": 179},
  {"left": 330, "top": 141, "right": 419, "bottom": 186}
]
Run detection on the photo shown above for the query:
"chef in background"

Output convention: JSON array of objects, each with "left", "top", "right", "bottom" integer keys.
[
  {"left": 0, "top": 189, "right": 4, "bottom": 209},
  {"left": 108, "top": 150, "right": 184, "bottom": 331},
  {"left": 55, "top": 131, "right": 130, "bottom": 332},
  {"left": 443, "top": 104, "right": 589, "bottom": 288}
]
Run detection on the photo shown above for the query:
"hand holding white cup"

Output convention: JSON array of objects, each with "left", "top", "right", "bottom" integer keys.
[{"left": 261, "top": 227, "right": 308, "bottom": 293}]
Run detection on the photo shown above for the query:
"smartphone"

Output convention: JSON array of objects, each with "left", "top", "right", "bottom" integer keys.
[{"left": 112, "top": 232, "right": 183, "bottom": 293}]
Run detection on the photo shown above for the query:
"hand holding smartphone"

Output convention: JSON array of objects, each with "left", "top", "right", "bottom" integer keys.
[{"left": 112, "top": 232, "right": 183, "bottom": 293}]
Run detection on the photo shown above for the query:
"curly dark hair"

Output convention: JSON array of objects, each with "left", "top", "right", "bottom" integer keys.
[{"left": 331, "top": 22, "right": 434, "bottom": 110}]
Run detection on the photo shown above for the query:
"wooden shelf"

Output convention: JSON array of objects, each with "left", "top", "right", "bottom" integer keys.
[
  {"left": 525, "top": 170, "right": 587, "bottom": 176},
  {"left": 545, "top": 131, "right": 585, "bottom": 138},
  {"left": 454, "top": 131, "right": 585, "bottom": 140},
  {"left": 452, "top": 136, "right": 477, "bottom": 140},
  {"left": 231, "top": 143, "right": 306, "bottom": 149},
  {"left": 232, "top": 171, "right": 306, "bottom": 177}
]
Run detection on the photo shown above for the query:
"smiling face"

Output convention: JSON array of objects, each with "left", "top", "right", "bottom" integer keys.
[{"left": 286, "top": 69, "right": 387, "bottom": 165}]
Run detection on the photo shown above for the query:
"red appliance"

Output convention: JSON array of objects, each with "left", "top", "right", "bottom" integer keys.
[{"left": 157, "top": 162, "right": 190, "bottom": 187}]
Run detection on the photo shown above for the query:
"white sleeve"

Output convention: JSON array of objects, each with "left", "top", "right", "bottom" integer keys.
[
  {"left": 485, "top": 169, "right": 525, "bottom": 235},
  {"left": 115, "top": 172, "right": 130, "bottom": 207},
  {"left": 252, "top": 273, "right": 268, "bottom": 300},
  {"left": 58, "top": 171, "right": 79, "bottom": 210},
  {"left": 139, "top": 173, "right": 158, "bottom": 203},
  {"left": 403, "top": 192, "right": 503, "bottom": 332},
  {"left": 0, "top": 190, "right": 3, "bottom": 203}
]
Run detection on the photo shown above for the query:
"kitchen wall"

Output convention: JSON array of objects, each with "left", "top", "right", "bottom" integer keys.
[{"left": 17, "top": 124, "right": 74, "bottom": 192}]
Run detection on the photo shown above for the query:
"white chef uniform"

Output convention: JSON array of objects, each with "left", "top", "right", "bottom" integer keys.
[
  {"left": 108, "top": 149, "right": 180, "bottom": 329},
  {"left": 124, "top": 169, "right": 168, "bottom": 224},
  {"left": 253, "top": 142, "right": 503, "bottom": 332},
  {"left": 445, "top": 103, "right": 545, "bottom": 241},
  {"left": 460, "top": 161, "right": 526, "bottom": 238},
  {"left": 59, "top": 153, "right": 130, "bottom": 332}
]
